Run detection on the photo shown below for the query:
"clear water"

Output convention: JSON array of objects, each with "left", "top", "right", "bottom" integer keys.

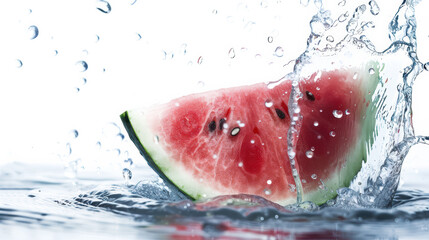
[{"left": 2, "top": 0, "right": 429, "bottom": 239}]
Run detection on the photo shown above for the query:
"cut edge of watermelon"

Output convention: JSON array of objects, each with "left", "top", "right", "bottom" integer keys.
[
  {"left": 121, "top": 110, "right": 223, "bottom": 200},
  {"left": 300, "top": 61, "right": 380, "bottom": 205}
]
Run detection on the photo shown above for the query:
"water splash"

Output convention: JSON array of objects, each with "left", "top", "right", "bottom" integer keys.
[{"left": 285, "top": 0, "right": 428, "bottom": 208}]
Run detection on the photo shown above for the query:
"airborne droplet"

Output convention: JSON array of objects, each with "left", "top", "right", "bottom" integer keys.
[
  {"left": 423, "top": 62, "right": 429, "bottom": 71},
  {"left": 326, "top": 35, "right": 334, "bottom": 42},
  {"left": 197, "top": 56, "right": 203, "bottom": 64},
  {"left": 333, "top": 110, "right": 343, "bottom": 118},
  {"left": 28, "top": 25, "right": 39, "bottom": 39},
  {"left": 153, "top": 135, "right": 160, "bottom": 144},
  {"left": 16, "top": 59, "right": 23, "bottom": 68},
  {"left": 97, "top": 0, "right": 112, "bottom": 14},
  {"left": 267, "top": 36, "right": 273, "bottom": 43},
  {"left": 274, "top": 46, "right": 284, "bottom": 57},
  {"left": 369, "top": 0, "right": 380, "bottom": 15},
  {"left": 70, "top": 129, "right": 79, "bottom": 138},
  {"left": 76, "top": 61, "right": 88, "bottom": 72},
  {"left": 228, "top": 48, "right": 235, "bottom": 59},
  {"left": 369, "top": 68, "right": 375, "bottom": 75}
]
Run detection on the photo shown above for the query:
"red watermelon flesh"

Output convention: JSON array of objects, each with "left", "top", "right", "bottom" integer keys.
[{"left": 121, "top": 64, "right": 379, "bottom": 205}]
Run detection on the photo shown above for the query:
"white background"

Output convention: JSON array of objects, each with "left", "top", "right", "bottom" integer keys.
[{"left": 0, "top": 0, "right": 428, "bottom": 186}]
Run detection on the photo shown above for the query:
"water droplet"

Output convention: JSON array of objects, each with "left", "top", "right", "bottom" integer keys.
[
  {"left": 80, "top": 78, "right": 87, "bottom": 85},
  {"left": 326, "top": 35, "right": 334, "bottom": 42},
  {"left": 289, "top": 184, "right": 296, "bottom": 192},
  {"left": 423, "top": 62, "right": 429, "bottom": 71},
  {"left": 311, "top": 174, "right": 317, "bottom": 180},
  {"left": 369, "top": 0, "right": 380, "bottom": 15},
  {"left": 313, "top": 121, "right": 319, "bottom": 127},
  {"left": 237, "top": 121, "right": 245, "bottom": 127},
  {"left": 113, "top": 148, "right": 121, "bottom": 156},
  {"left": 274, "top": 46, "right": 284, "bottom": 57},
  {"left": 300, "top": 0, "right": 310, "bottom": 6},
  {"left": 267, "top": 179, "right": 272, "bottom": 185},
  {"left": 228, "top": 48, "right": 235, "bottom": 59},
  {"left": 306, "top": 150, "right": 314, "bottom": 159},
  {"left": 338, "top": 12, "right": 349, "bottom": 22},
  {"left": 53, "top": 50, "right": 58, "bottom": 56},
  {"left": 267, "top": 36, "right": 273, "bottom": 43},
  {"left": 369, "top": 68, "right": 375, "bottom": 75},
  {"left": 136, "top": 33, "right": 142, "bottom": 40},
  {"left": 329, "top": 131, "right": 336, "bottom": 137},
  {"left": 122, "top": 168, "right": 132, "bottom": 180},
  {"left": 97, "top": 0, "right": 111, "bottom": 14},
  {"left": 213, "top": 154, "right": 218, "bottom": 159},
  {"left": 311, "top": 146, "right": 315, "bottom": 151},
  {"left": 197, "top": 81, "right": 205, "bottom": 88},
  {"left": 345, "top": 109, "right": 351, "bottom": 115},
  {"left": 70, "top": 129, "right": 79, "bottom": 138},
  {"left": 197, "top": 56, "right": 203, "bottom": 64},
  {"left": 338, "top": 0, "right": 346, "bottom": 7},
  {"left": 153, "top": 135, "right": 159, "bottom": 144},
  {"left": 130, "top": 0, "right": 137, "bottom": 5},
  {"left": 250, "top": 139, "right": 255, "bottom": 144},
  {"left": 95, "top": 35, "right": 100, "bottom": 42},
  {"left": 117, "top": 133, "right": 125, "bottom": 141},
  {"left": 16, "top": 59, "right": 23, "bottom": 68},
  {"left": 28, "top": 25, "right": 39, "bottom": 39},
  {"left": 238, "top": 162, "right": 243, "bottom": 167},
  {"left": 264, "top": 188, "right": 271, "bottom": 195},
  {"left": 333, "top": 110, "right": 343, "bottom": 118},
  {"left": 317, "top": 135, "right": 322, "bottom": 139},
  {"left": 61, "top": 143, "right": 72, "bottom": 157},
  {"left": 124, "top": 158, "right": 133, "bottom": 166},
  {"left": 264, "top": 100, "right": 273, "bottom": 108},
  {"left": 76, "top": 61, "right": 88, "bottom": 72}
]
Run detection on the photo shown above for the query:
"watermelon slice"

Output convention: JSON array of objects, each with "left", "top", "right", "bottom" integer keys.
[{"left": 121, "top": 62, "right": 380, "bottom": 205}]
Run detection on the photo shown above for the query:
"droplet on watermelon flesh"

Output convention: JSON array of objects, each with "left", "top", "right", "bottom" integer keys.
[{"left": 121, "top": 63, "right": 380, "bottom": 205}]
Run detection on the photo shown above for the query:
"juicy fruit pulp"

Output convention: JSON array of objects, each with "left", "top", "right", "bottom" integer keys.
[{"left": 121, "top": 64, "right": 379, "bottom": 205}]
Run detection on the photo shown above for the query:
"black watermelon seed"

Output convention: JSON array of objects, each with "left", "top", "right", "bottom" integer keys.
[
  {"left": 275, "top": 108, "right": 286, "bottom": 119},
  {"left": 230, "top": 127, "right": 240, "bottom": 136},
  {"left": 306, "top": 91, "right": 315, "bottom": 101},
  {"left": 219, "top": 118, "right": 227, "bottom": 130},
  {"left": 208, "top": 120, "right": 216, "bottom": 132}
]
